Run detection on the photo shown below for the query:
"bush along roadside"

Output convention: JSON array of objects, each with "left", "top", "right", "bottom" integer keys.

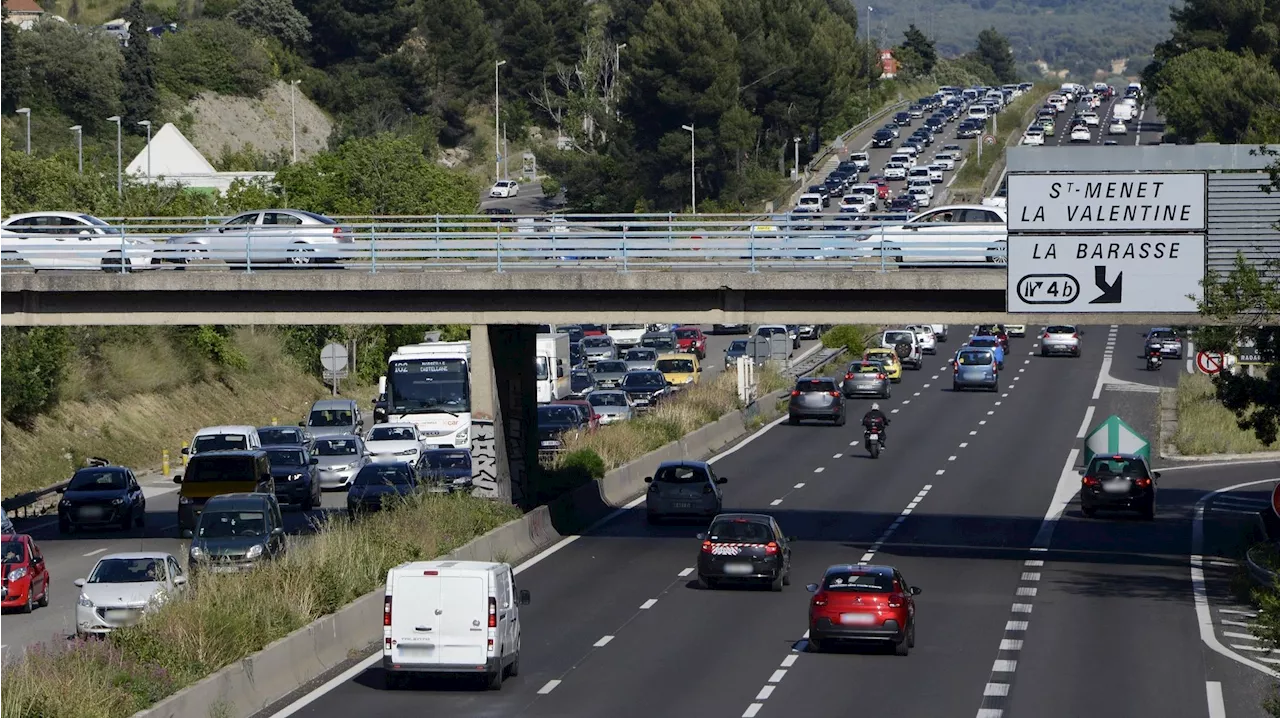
[{"left": 0, "top": 493, "right": 520, "bottom": 718}]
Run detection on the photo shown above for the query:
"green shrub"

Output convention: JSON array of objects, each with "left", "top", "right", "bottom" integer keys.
[
  {"left": 1, "top": 327, "right": 73, "bottom": 428},
  {"left": 154, "top": 19, "right": 275, "bottom": 98},
  {"left": 540, "top": 176, "right": 562, "bottom": 198},
  {"left": 821, "top": 325, "right": 872, "bottom": 356}
]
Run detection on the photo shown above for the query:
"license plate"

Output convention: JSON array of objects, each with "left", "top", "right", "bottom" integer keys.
[
  {"left": 634, "top": 399, "right": 649, "bottom": 405},
  {"left": 840, "top": 612, "right": 876, "bottom": 625},
  {"left": 724, "top": 563, "right": 753, "bottom": 575},
  {"left": 540, "top": 441, "right": 559, "bottom": 448},
  {"left": 211, "top": 565, "right": 242, "bottom": 573},
  {"left": 104, "top": 609, "right": 135, "bottom": 622},
  {"left": 672, "top": 502, "right": 694, "bottom": 509},
  {"left": 79, "top": 506, "right": 105, "bottom": 519},
  {"left": 1103, "top": 480, "right": 1129, "bottom": 494},
  {"left": 867, "top": 433, "right": 879, "bottom": 441}
]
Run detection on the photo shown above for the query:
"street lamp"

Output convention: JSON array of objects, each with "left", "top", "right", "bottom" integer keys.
[
  {"left": 494, "top": 59, "right": 507, "bottom": 183},
  {"left": 107, "top": 115, "right": 122, "bottom": 197},
  {"left": 612, "top": 42, "right": 627, "bottom": 112},
  {"left": 289, "top": 79, "right": 301, "bottom": 163},
  {"left": 793, "top": 136, "right": 802, "bottom": 180},
  {"left": 16, "top": 108, "right": 30, "bottom": 154},
  {"left": 69, "top": 125, "right": 83, "bottom": 174},
  {"left": 681, "top": 123, "right": 696, "bottom": 214},
  {"left": 866, "top": 6, "right": 875, "bottom": 120},
  {"left": 137, "top": 120, "right": 152, "bottom": 180}
]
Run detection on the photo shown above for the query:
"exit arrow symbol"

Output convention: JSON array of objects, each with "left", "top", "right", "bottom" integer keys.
[{"left": 1090, "top": 265, "right": 1122, "bottom": 304}]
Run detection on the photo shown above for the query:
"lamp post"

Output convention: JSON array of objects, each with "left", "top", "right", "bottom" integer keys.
[
  {"left": 793, "top": 136, "right": 801, "bottom": 180},
  {"left": 494, "top": 60, "right": 506, "bottom": 183},
  {"left": 866, "top": 6, "right": 875, "bottom": 120},
  {"left": 107, "top": 115, "right": 122, "bottom": 197},
  {"left": 681, "top": 123, "right": 696, "bottom": 214},
  {"left": 69, "top": 125, "right": 83, "bottom": 174},
  {"left": 290, "top": 79, "right": 301, "bottom": 163},
  {"left": 137, "top": 120, "right": 152, "bottom": 180},
  {"left": 16, "top": 108, "right": 30, "bottom": 154}
]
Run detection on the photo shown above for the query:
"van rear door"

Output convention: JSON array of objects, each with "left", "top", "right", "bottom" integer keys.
[
  {"left": 389, "top": 572, "right": 442, "bottom": 666},
  {"left": 438, "top": 572, "right": 489, "bottom": 666}
]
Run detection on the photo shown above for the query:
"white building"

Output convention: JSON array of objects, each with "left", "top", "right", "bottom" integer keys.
[{"left": 127, "top": 123, "right": 275, "bottom": 192}]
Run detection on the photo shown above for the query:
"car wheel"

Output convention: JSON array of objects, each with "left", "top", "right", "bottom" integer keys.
[
  {"left": 100, "top": 252, "right": 131, "bottom": 273},
  {"left": 952, "top": 382, "right": 961, "bottom": 392},
  {"left": 700, "top": 575, "right": 718, "bottom": 590},
  {"left": 646, "top": 513, "right": 660, "bottom": 525},
  {"left": 788, "top": 416, "right": 799, "bottom": 426},
  {"left": 119, "top": 511, "right": 132, "bottom": 531},
  {"left": 486, "top": 660, "right": 505, "bottom": 690},
  {"left": 808, "top": 636, "right": 824, "bottom": 653},
  {"left": 783, "top": 563, "right": 792, "bottom": 586},
  {"left": 135, "top": 506, "right": 146, "bottom": 527},
  {"left": 882, "top": 388, "right": 891, "bottom": 399},
  {"left": 907, "top": 620, "right": 916, "bottom": 648},
  {"left": 21, "top": 589, "right": 33, "bottom": 614},
  {"left": 770, "top": 571, "right": 784, "bottom": 592},
  {"left": 507, "top": 649, "right": 521, "bottom": 677},
  {"left": 836, "top": 413, "right": 846, "bottom": 427},
  {"left": 287, "top": 243, "right": 315, "bottom": 265},
  {"left": 38, "top": 581, "right": 49, "bottom": 608},
  {"left": 59, "top": 518, "right": 72, "bottom": 535},
  {"left": 1081, "top": 504, "right": 1096, "bottom": 518},
  {"left": 894, "top": 631, "right": 910, "bottom": 656}
]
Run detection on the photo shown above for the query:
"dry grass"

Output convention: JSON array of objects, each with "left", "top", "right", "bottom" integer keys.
[
  {"left": 1173, "top": 373, "right": 1280, "bottom": 455},
  {"left": 0, "top": 493, "right": 520, "bottom": 718},
  {"left": 1, "top": 329, "right": 357, "bottom": 499}
]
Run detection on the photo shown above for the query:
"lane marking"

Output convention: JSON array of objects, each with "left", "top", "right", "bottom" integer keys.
[
  {"left": 936, "top": 469, "right": 946, "bottom": 475},
  {"left": 679, "top": 567, "right": 694, "bottom": 577},
  {"left": 756, "top": 686, "right": 774, "bottom": 700},
  {"left": 960, "top": 442, "right": 968, "bottom": 448},
  {"left": 984, "top": 683, "right": 1010, "bottom": 696},
  {"left": 1206, "top": 681, "right": 1226, "bottom": 718},
  {"left": 743, "top": 705, "right": 763, "bottom": 718},
  {"left": 781, "top": 654, "right": 797, "bottom": 667},
  {"left": 979, "top": 421, "right": 987, "bottom": 425},
  {"left": 1221, "top": 609, "right": 1259, "bottom": 617},
  {"left": 83, "top": 548, "right": 107, "bottom": 557},
  {"left": 1076, "top": 406, "right": 1096, "bottom": 439},
  {"left": 987, "top": 411, "right": 995, "bottom": 415},
  {"left": 1011, "top": 604, "right": 1033, "bottom": 613},
  {"left": 831, "top": 453, "right": 842, "bottom": 459},
  {"left": 992, "top": 660, "right": 1017, "bottom": 672},
  {"left": 770, "top": 499, "right": 783, "bottom": 506},
  {"left": 949, "top": 456, "right": 957, "bottom": 461},
  {"left": 538, "top": 680, "right": 562, "bottom": 694},
  {"left": 891, "top": 409, "right": 900, "bottom": 414},
  {"left": 1006, "top": 621, "right": 1028, "bottom": 631},
  {"left": 594, "top": 635, "right": 615, "bottom": 647},
  {"left": 1025, "top": 559, "right": 1043, "bottom": 567},
  {"left": 1000, "top": 639, "right": 1023, "bottom": 650},
  {"left": 794, "top": 482, "right": 806, "bottom": 489},
  {"left": 640, "top": 599, "right": 657, "bottom": 609},
  {"left": 902, "top": 400, "right": 911, "bottom": 405},
  {"left": 1021, "top": 572, "right": 1041, "bottom": 582},
  {"left": 813, "top": 467, "right": 825, "bottom": 474},
  {"left": 768, "top": 669, "right": 787, "bottom": 683}
]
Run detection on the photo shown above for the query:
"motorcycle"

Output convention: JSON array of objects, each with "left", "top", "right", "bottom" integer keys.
[
  {"left": 864, "top": 425, "right": 884, "bottom": 459},
  {"left": 1146, "top": 351, "right": 1162, "bottom": 371}
]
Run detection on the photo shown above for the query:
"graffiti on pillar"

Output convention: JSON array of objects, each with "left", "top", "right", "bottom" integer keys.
[
  {"left": 470, "top": 420, "right": 501, "bottom": 498},
  {"left": 503, "top": 393, "right": 529, "bottom": 507}
]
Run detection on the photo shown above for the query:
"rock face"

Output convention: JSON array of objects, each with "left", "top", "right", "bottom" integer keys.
[{"left": 186, "top": 80, "right": 334, "bottom": 164}]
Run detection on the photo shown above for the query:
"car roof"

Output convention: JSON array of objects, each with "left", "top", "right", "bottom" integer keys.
[
  {"left": 4, "top": 211, "right": 100, "bottom": 222},
  {"left": 311, "top": 399, "right": 357, "bottom": 409},
  {"left": 203, "top": 492, "right": 277, "bottom": 509},
  {"left": 97, "top": 551, "right": 176, "bottom": 560},
  {"left": 711, "top": 512, "right": 772, "bottom": 524},
  {"left": 73, "top": 465, "right": 128, "bottom": 474},
  {"left": 263, "top": 443, "right": 308, "bottom": 451},
  {"left": 656, "top": 460, "right": 711, "bottom": 470},
  {"left": 372, "top": 422, "right": 417, "bottom": 430},
  {"left": 189, "top": 449, "right": 266, "bottom": 459},
  {"left": 196, "top": 425, "right": 258, "bottom": 435},
  {"left": 314, "top": 433, "right": 362, "bottom": 441},
  {"left": 258, "top": 425, "right": 302, "bottom": 432},
  {"left": 825, "top": 564, "right": 894, "bottom": 577}
]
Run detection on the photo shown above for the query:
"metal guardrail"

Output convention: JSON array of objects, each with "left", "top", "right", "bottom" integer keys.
[
  {"left": 0, "top": 217, "right": 1010, "bottom": 273},
  {"left": 1247, "top": 542, "right": 1280, "bottom": 588},
  {"left": 1, "top": 480, "right": 70, "bottom": 517}
]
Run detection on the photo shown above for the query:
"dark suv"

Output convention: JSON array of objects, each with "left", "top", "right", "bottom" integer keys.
[
  {"left": 788, "top": 377, "right": 846, "bottom": 426},
  {"left": 1079, "top": 453, "right": 1159, "bottom": 520},
  {"left": 871, "top": 129, "right": 895, "bottom": 148},
  {"left": 187, "top": 492, "right": 287, "bottom": 574}
]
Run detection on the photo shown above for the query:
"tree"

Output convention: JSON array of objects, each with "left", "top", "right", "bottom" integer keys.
[
  {"left": 294, "top": 0, "right": 415, "bottom": 67},
  {"left": 419, "top": 0, "right": 497, "bottom": 105},
  {"left": 542, "top": 0, "right": 588, "bottom": 70},
  {"left": 1, "top": 327, "right": 73, "bottom": 428},
  {"left": 971, "top": 27, "right": 1017, "bottom": 83},
  {"left": 1154, "top": 48, "right": 1280, "bottom": 143},
  {"left": 900, "top": 24, "right": 937, "bottom": 75},
  {"left": 231, "top": 0, "right": 312, "bottom": 48},
  {"left": 0, "top": 0, "right": 21, "bottom": 111},
  {"left": 9, "top": 22, "right": 124, "bottom": 127},
  {"left": 605, "top": 0, "right": 656, "bottom": 44},
  {"left": 498, "top": 0, "right": 555, "bottom": 105},
  {"left": 120, "top": 0, "right": 159, "bottom": 129},
  {"left": 154, "top": 19, "right": 275, "bottom": 98}
]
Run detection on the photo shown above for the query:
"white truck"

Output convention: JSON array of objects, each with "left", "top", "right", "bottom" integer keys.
[
  {"left": 382, "top": 560, "right": 530, "bottom": 690},
  {"left": 1112, "top": 100, "right": 1135, "bottom": 123},
  {"left": 536, "top": 333, "right": 572, "bottom": 404},
  {"left": 606, "top": 324, "right": 647, "bottom": 349},
  {"left": 380, "top": 341, "right": 472, "bottom": 450}
]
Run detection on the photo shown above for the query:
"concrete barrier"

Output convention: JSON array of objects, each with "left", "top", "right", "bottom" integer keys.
[{"left": 130, "top": 390, "right": 790, "bottom": 718}]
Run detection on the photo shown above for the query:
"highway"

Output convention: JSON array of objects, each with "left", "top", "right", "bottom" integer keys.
[
  {"left": 0, "top": 326, "right": 822, "bottom": 661},
  {"left": 233, "top": 323, "right": 1280, "bottom": 718}
]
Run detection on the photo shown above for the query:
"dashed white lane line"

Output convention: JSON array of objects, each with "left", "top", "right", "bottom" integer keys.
[
  {"left": 538, "top": 679, "right": 562, "bottom": 694},
  {"left": 979, "top": 420, "right": 987, "bottom": 425},
  {"left": 640, "top": 599, "right": 658, "bottom": 609},
  {"left": 932, "top": 375, "right": 939, "bottom": 379},
  {"left": 83, "top": 548, "right": 107, "bottom": 557},
  {"left": 770, "top": 499, "right": 784, "bottom": 506},
  {"left": 936, "top": 469, "right": 946, "bottom": 475},
  {"left": 813, "top": 467, "right": 825, "bottom": 474},
  {"left": 949, "top": 455, "right": 957, "bottom": 461},
  {"left": 781, "top": 654, "right": 797, "bottom": 667},
  {"left": 594, "top": 635, "right": 615, "bottom": 647},
  {"left": 679, "top": 567, "right": 694, "bottom": 577},
  {"left": 1207, "top": 681, "right": 1226, "bottom": 718},
  {"left": 1076, "top": 405, "right": 1096, "bottom": 439},
  {"left": 756, "top": 686, "right": 774, "bottom": 700},
  {"left": 987, "top": 410, "right": 995, "bottom": 415},
  {"left": 994, "top": 401, "right": 1002, "bottom": 406},
  {"left": 832, "top": 453, "right": 842, "bottom": 459},
  {"left": 960, "top": 442, "right": 968, "bottom": 448},
  {"left": 970, "top": 430, "right": 978, "bottom": 435},
  {"left": 891, "top": 409, "right": 900, "bottom": 414},
  {"left": 743, "top": 704, "right": 763, "bottom": 718},
  {"left": 768, "top": 669, "right": 787, "bottom": 683},
  {"left": 902, "top": 400, "right": 911, "bottom": 405},
  {"left": 923, "top": 383, "right": 931, "bottom": 388},
  {"left": 914, "top": 392, "right": 921, "bottom": 397},
  {"left": 794, "top": 482, "right": 806, "bottom": 489}
]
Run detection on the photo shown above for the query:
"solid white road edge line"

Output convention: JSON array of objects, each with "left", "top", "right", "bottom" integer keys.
[
  {"left": 271, "top": 405, "right": 798, "bottom": 717},
  {"left": 1192, "top": 476, "right": 1280, "bottom": 679},
  {"left": 1206, "top": 681, "right": 1226, "bottom": 718}
]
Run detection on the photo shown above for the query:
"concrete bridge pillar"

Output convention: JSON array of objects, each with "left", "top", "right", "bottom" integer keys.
[{"left": 469, "top": 324, "right": 538, "bottom": 510}]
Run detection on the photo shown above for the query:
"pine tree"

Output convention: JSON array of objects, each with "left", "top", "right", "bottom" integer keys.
[
  {"left": 499, "top": 0, "right": 554, "bottom": 103},
  {"left": 971, "top": 27, "right": 1017, "bottom": 84},
  {"left": 120, "top": 0, "right": 158, "bottom": 129},
  {"left": 900, "top": 24, "right": 937, "bottom": 75}
]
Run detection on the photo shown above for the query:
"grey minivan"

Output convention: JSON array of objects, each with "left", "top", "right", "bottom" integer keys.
[
  {"left": 302, "top": 399, "right": 363, "bottom": 440},
  {"left": 952, "top": 347, "right": 998, "bottom": 392}
]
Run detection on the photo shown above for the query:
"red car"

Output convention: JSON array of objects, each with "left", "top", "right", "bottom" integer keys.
[
  {"left": 806, "top": 564, "right": 920, "bottom": 656},
  {"left": 2, "top": 533, "right": 51, "bottom": 613},
  {"left": 867, "top": 175, "right": 891, "bottom": 200},
  {"left": 674, "top": 326, "right": 707, "bottom": 360},
  {"left": 551, "top": 399, "right": 601, "bottom": 431}
]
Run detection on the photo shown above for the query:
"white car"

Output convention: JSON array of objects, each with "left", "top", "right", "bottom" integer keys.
[
  {"left": 1108, "top": 120, "right": 1128, "bottom": 135},
  {"left": 75, "top": 552, "right": 187, "bottom": 637},
  {"left": 908, "top": 167, "right": 932, "bottom": 185},
  {"left": 849, "top": 152, "right": 871, "bottom": 172},
  {"left": 889, "top": 153, "right": 916, "bottom": 168},
  {"left": 795, "top": 193, "right": 824, "bottom": 213},
  {"left": 877, "top": 204, "right": 1008, "bottom": 264},
  {"left": 840, "top": 194, "right": 871, "bottom": 213},
  {"left": 489, "top": 180, "right": 519, "bottom": 198},
  {"left": 1081, "top": 112, "right": 1100, "bottom": 126},
  {"left": 908, "top": 186, "right": 932, "bottom": 208},
  {"left": 932, "top": 153, "right": 957, "bottom": 170},
  {"left": 926, "top": 165, "right": 945, "bottom": 183},
  {"left": 908, "top": 178, "right": 935, "bottom": 199},
  {"left": 164, "top": 209, "right": 350, "bottom": 266},
  {"left": 1022, "top": 129, "right": 1045, "bottom": 146},
  {"left": 2, "top": 212, "right": 157, "bottom": 271},
  {"left": 1069, "top": 126, "right": 1092, "bottom": 142},
  {"left": 906, "top": 325, "right": 938, "bottom": 355},
  {"left": 883, "top": 163, "right": 908, "bottom": 180},
  {"left": 847, "top": 185, "right": 879, "bottom": 209},
  {"left": 364, "top": 423, "right": 428, "bottom": 464}
]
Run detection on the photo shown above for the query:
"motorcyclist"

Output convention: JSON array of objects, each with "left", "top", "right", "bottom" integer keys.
[{"left": 862, "top": 402, "right": 890, "bottom": 448}]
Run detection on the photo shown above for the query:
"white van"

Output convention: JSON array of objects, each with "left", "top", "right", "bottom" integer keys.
[
  {"left": 968, "top": 105, "right": 989, "bottom": 121},
  {"left": 383, "top": 560, "right": 530, "bottom": 690},
  {"left": 183, "top": 425, "right": 262, "bottom": 457}
]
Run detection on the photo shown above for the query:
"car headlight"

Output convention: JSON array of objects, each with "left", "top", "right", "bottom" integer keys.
[
  {"left": 179, "top": 496, "right": 192, "bottom": 505},
  {"left": 337, "top": 462, "right": 356, "bottom": 471},
  {"left": 8, "top": 567, "right": 27, "bottom": 582},
  {"left": 683, "top": 377, "right": 694, "bottom": 384},
  {"left": 286, "top": 473, "right": 304, "bottom": 481},
  {"left": 455, "top": 427, "right": 469, "bottom": 445},
  {"left": 189, "top": 546, "right": 204, "bottom": 559},
  {"left": 111, "top": 497, "right": 125, "bottom": 505},
  {"left": 246, "top": 544, "right": 265, "bottom": 560},
  {"left": 78, "top": 594, "right": 94, "bottom": 607},
  {"left": 60, "top": 499, "right": 71, "bottom": 507},
  {"left": 395, "top": 449, "right": 416, "bottom": 456}
]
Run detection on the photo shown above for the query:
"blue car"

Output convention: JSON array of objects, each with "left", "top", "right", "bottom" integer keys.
[
  {"left": 966, "top": 335, "right": 1005, "bottom": 368},
  {"left": 952, "top": 347, "right": 999, "bottom": 392}
]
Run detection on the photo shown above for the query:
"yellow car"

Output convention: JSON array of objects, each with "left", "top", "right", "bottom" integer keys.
[
  {"left": 863, "top": 348, "right": 903, "bottom": 383},
  {"left": 657, "top": 353, "right": 701, "bottom": 387}
]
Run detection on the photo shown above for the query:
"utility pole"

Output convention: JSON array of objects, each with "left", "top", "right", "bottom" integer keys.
[
  {"left": 494, "top": 60, "right": 507, "bottom": 183},
  {"left": 681, "top": 123, "right": 696, "bottom": 214}
]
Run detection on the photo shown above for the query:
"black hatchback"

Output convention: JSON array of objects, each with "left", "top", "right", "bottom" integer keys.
[
  {"left": 1079, "top": 453, "right": 1159, "bottom": 520},
  {"left": 788, "top": 377, "right": 846, "bottom": 426},
  {"left": 696, "top": 513, "right": 794, "bottom": 591},
  {"left": 57, "top": 465, "right": 146, "bottom": 534}
]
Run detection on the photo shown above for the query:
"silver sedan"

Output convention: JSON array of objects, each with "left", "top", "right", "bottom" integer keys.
[
  {"left": 586, "top": 390, "right": 634, "bottom": 425},
  {"left": 311, "top": 435, "right": 369, "bottom": 490},
  {"left": 164, "top": 209, "right": 351, "bottom": 266}
]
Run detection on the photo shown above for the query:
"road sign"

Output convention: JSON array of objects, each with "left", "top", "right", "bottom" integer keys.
[
  {"left": 1196, "top": 351, "right": 1225, "bottom": 374},
  {"left": 320, "top": 343, "right": 348, "bottom": 372},
  {"left": 1006, "top": 234, "right": 1205, "bottom": 313},
  {"left": 1083, "top": 415, "right": 1150, "bottom": 466},
  {"left": 983, "top": 134, "right": 996, "bottom": 145},
  {"left": 1007, "top": 172, "right": 1207, "bottom": 232},
  {"left": 322, "top": 369, "right": 350, "bottom": 380}
]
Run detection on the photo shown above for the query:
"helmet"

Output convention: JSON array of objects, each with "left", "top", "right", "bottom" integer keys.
[{"left": 871, "top": 403, "right": 880, "bottom": 410}]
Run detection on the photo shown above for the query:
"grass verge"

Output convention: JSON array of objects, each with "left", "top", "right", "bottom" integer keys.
[
  {"left": 0, "top": 492, "right": 520, "bottom": 718},
  {"left": 950, "top": 84, "right": 1056, "bottom": 194},
  {"left": 1173, "top": 373, "right": 1280, "bottom": 455}
]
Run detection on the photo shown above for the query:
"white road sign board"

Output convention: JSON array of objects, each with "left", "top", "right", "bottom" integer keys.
[
  {"left": 1007, "top": 234, "right": 1205, "bottom": 313},
  {"left": 1007, "top": 172, "right": 1206, "bottom": 232}
]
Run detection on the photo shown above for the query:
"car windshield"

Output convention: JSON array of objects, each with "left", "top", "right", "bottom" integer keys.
[
  {"left": 538, "top": 406, "right": 581, "bottom": 424},
  {"left": 1149, "top": 330, "right": 1175, "bottom": 340},
  {"left": 729, "top": 340, "right": 749, "bottom": 351},
  {"left": 850, "top": 363, "right": 883, "bottom": 374},
  {"left": 535, "top": 356, "right": 550, "bottom": 381},
  {"left": 884, "top": 331, "right": 914, "bottom": 344},
  {"left": 193, "top": 434, "right": 248, "bottom": 453},
  {"left": 354, "top": 464, "right": 415, "bottom": 486},
  {"left": 1046, "top": 326, "right": 1076, "bottom": 335},
  {"left": 88, "top": 558, "right": 163, "bottom": 584},
  {"left": 957, "top": 350, "right": 994, "bottom": 365},
  {"left": 582, "top": 337, "right": 612, "bottom": 349},
  {"left": 657, "top": 358, "right": 695, "bottom": 373},
  {"left": 757, "top": 327, "right": 785, "bottom": 337},
  {"left": 68, "top": 470, "right": 128, "bottom": 491},
  {"left": 626, "top": 350, "right": 656, "bottom": 361},
  {"left": 184, "top": 455, "right": 256, "bottom": 482},
  {"left": 309, "top": 410, "right": 352, "bottom": 427},
  {"left": 610, "top": 324, "right": 644, "bottom": 331},
  {"left": 588, "top": 392, "right": 628, "bottom": 408},
  {"left": 1088, "top": 457, "right": 1151, "bottom": 479},
  {"left": 423, "top": 451, "right": 470, "bottom": 470},
  {"left": 707, "top": 519, "right": 771, "bottom": 542},
  {"left": 641, "top": 336, "right": 676, "bottom": 350},
  {"left": 594, "top": 361, "right": 627, "bottom": 374},
  {"left": 314, "top": 438, "right": 358, "bottom": 456},
  {"left": 571, "top": 372, "right": 593, "bottom": 391},
  {"left": 3, "top": 539, "right": 26, "bottom": 563},
  {"left": 369, "top": 426, "right": 416, "bottom": 442},
  {"left": 265, "top": 449, "right": 305, "bottom": 466},
  {"left": 675, "top": 329, "right": 699, "bottom": 339},
  {"left": 796, "top": 379, "right": 837, "bottom": 392},
  {"left": 198, "top": 511, "right": 266, "bottom": 538},
  {"left": 969, "top": 338, "right": 997, "bottom": 347},
  {"left": 623, "top": 373, "right": 665, "bottom": 388},
  {"left": 258, "top": 428, "right": 301, "bottom": 445},
  {"left": 823, "top": 571, "right": 894, "bottom": 591}
]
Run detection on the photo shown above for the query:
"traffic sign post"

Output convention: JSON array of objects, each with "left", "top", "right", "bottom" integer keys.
[
  {"left": 1196, "top": 351, "right": 1224, "bottom": 375},
  {"left": 1082, "top": 415, "right": 1150, "bottom": 466},
  {"left": 320, "top": 342, "right": 349, "bottom": 396}
]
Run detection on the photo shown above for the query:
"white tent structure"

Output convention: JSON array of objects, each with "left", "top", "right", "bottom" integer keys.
[{"left": 127, "top": 123, "right": 274, "bottom": 192}]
